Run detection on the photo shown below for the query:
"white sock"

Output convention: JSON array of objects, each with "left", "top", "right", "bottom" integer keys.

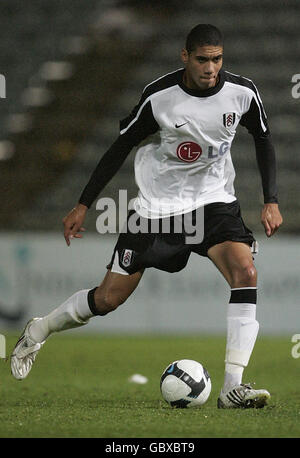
[
  {"left": 223, "top": 288, "right": 259, "bottom": 392},
  {"left": 29, "top": 289, "right": 94, "bottom": 343}
]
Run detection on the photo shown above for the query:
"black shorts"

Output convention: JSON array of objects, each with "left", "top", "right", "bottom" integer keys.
[{"left": 107, "top": 200, "right": 255, "bottom": 275}]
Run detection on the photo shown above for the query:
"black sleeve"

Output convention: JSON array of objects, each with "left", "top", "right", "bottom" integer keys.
[
  {"left": 79, "top": 99, "right": 159, "bottom": 208},
  {"left": 253, "top": 134, "right": 278, "bottom": 204},
  {"left": 240, "top": 95, "right": 278, "bottom": 204}
]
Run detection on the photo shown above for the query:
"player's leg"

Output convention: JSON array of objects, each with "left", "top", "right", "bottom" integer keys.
[
  {"left": 29, "top": 268, "right": 144, "bottom": 341},
  {"left": 208, "top": 241, "right": 257, "bottom": 389},
  {"left": 207, "top": 240, "right": 257, "bottom": 288},
  {"left": 207, "top": 241, "right": 270, "bottom": 408},
  {"left": 10, "top": 269, "right": 143, "bottom": 380},
  {"left": 90, "top": 268, "right": 145, "bottom": 316}
]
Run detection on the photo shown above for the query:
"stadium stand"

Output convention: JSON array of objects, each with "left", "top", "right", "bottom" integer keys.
[{"left": 0, "top": 0, "right": 299, "bottom": 233}]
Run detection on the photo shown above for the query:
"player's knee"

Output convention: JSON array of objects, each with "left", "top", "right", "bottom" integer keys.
[{"left": 232, "top": 263, "right": 257, "bottom": 288}]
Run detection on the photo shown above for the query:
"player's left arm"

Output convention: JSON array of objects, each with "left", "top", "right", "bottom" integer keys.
[
  {"left": 253, "top": 133, "right": 283, "bottom": 237},
  {"left": 260, "top": 201, "right": 283, "bottom": 238},
  {"left": 239, "top": 85, "right": 283, "bottom": 237}
]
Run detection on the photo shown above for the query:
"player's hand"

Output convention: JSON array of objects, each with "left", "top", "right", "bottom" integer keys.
[
  {"left": 261, "top": 203, "right": 283, "bottom": 237},
  {"left": 63, "top": 204, "right": 88, "bottom": 246}
]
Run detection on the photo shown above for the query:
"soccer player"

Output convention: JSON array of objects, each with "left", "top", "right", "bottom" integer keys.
[{"left": 11, "top": 24, "right": 282, "bottom": 408}]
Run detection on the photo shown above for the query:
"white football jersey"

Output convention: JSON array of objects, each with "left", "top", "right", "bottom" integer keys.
[{"left": 119, "top": 68, "right": 269, "bottom": 218}]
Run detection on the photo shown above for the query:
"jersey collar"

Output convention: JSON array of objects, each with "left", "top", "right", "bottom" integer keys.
[{"left": 178, "top": 69, "right": 225, "bottom": 97}]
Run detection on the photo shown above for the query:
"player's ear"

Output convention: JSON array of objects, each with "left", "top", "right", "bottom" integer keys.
[{"left": 181, "top": 48, "right": 189, "bottom": 65}]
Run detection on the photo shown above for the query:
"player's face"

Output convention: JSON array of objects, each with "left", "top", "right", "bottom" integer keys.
[{"left": 181, "top": 45, "right": 223, "bottom": 90}]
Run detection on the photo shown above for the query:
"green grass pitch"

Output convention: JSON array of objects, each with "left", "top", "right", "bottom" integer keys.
[{"left": 0, "top": 333, "right": 299, "bottom": 438}]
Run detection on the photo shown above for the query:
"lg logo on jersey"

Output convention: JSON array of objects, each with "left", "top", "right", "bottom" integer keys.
[
  {"left": 176, "top": 141, "right": 229, "bottom": 162},
  {"left": 177, "top": 142, "right": 202, "bottom": 162}
]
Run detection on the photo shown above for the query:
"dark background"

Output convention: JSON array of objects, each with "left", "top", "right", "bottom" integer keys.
[{"left": 0, "top": 0, "right": 299, "bottom": 234}]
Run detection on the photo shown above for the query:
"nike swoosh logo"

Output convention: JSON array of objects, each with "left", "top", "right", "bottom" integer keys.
[{"left": 175, "top": 121, "right": 189, "bottom": 128}]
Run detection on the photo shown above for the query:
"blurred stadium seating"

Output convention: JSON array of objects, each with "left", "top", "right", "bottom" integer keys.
[{"left": 0, "top": 0, "right": 299, "bottom": 233}]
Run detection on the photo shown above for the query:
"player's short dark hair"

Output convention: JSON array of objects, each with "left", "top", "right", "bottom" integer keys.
[{"left": 185, "top": 24, "right": 223, "bottom": 53}]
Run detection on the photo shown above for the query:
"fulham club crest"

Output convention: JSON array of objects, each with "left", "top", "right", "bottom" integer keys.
[
  {"left": 121, "top": 249, "right": 133, "bottom": 267},
  {"left": 223, "top": 112, "right": 236, "bottom": 128}
]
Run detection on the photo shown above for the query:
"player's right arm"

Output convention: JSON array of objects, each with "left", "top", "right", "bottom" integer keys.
[
  {"left": 62, "top": 92, "right": 159, "bottom": 245},
  {"left": 63, "top": 203, "right": 88, "bottom": 246}
]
